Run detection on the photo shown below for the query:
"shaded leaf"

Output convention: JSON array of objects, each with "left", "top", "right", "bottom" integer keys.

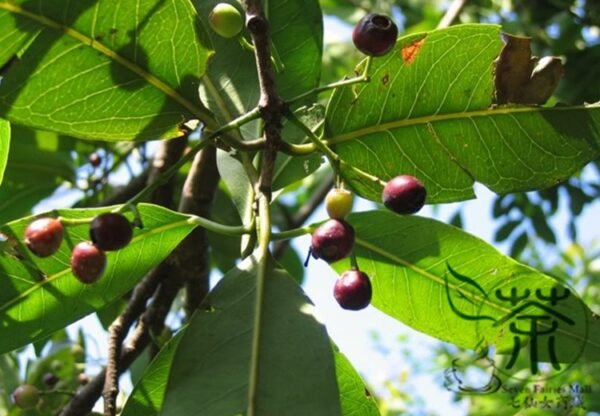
[
  {"left": 334, "top": 345, "right": 380, "bottom": 416},
  {"left": 325, "top": 25, "right": 600, "bottom": 204},
  {"left": 0, "top": 203, "right": 197, "bottom": 353},
  {"left": 121, "top": 329, "right": 185, "bottom": 416},
  {"left": 510, "top": 231, "right": 529, "bottom": 258},
  {"left": 196, "top": 0, "right": 323, "bottom": 135},
  {"left": 161, "top": 255, "right": 341, "bottom": 416},
  {"left": 0, "top": 125, "right": 77, "bottom": 224},
  {"left": 0, "top": 0, "right": 213, "bottom": 141},
  {"left": 494, "top": 219, "right": 521, "bottom": 242}
]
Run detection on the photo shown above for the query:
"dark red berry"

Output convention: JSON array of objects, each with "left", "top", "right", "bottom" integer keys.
[
  {"left": 11, "top": 384, "right": 40, "bottom": 409},
  {"left": 352, "top": 13, "right": 398, "bottom": 57},
  {"left": 382, "top": 175, "right": 426, "bottom": 215},
  {"left": 88, "top": 152, "right": 101, "bottom": 167},
  {"left": 24, "top": 217, "right": 64, "bottom": 257},
  {"left": 42, "top": 372, "right": 59, "bottom": 387},
  {"left": 334, "top": 270, "right": 372, "bottom": 311},
  {"left": 71, "top": 242, "right": 106, "bottom": 284},
  {"left": 90, "top": 213, "right": 133, "bottom": 251},
  {"left": 310, "top": 219, "right": 354, "bottom": 263}
]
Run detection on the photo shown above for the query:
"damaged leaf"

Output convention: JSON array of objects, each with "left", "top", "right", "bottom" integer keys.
[{"left": 495, "top": 33, "right": 564, "bottom": 105}]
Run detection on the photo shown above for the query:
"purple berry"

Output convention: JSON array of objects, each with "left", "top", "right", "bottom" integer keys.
[
  {"left": 310, "top": 219, "right": 354, "bottom": 263},
  {"left": 352, "top": 13, "right": 398, "bottom": 57},
  {"left": 89, "top": 152, "right": 101, "bottom": 167},
  {"left": 71, "top": 242, "right": 106, "bottom": 284},
  {"left": 382, "top": 175, "right": 426, "bottom": 215},
  {"left": 42, "top": 372, "right": 59, "bottom": 387},
  {"left": 334, "top": 270, "right": 372, "bottom": 310},
  {"left": 90, "top": 213, "right": 133, "bottom": 251},
  {"left": 24, "top": 217, "right": 64, "bottom": 257}
]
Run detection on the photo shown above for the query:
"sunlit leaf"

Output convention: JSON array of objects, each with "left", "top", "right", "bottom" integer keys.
[
  {"left": 325, "top": 24, "right": 600, "bottom": 203},
  {"left": 330, "top": 210, "right": 600, "bottom": 368},
  {"left": 0, "top": 203, "right": 197, "bottom": 353},
  {"left": 0, "top": 0, "right": 213, "bottom": 141}
]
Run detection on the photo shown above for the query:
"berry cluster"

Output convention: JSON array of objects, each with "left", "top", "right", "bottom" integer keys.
[
  {"left": 309, "top": 175, "right": 426, "bottom": 311},
  {"left": 24, "top": 212, "right": 134, "bottom": 284}
]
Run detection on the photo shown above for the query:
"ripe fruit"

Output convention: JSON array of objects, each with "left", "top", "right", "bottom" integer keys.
[
  {"left": 24, "top": 217, "right": 64, "bottom": 257},
  {"left": 42, "top": 372, "right": 59, "bottom": 387},
  {"left": 310, "top": 219, "right": 354, "bottom": 263},
  {"left": 71, "top": 242, "right": 106, "bottom": 284},
  {"left": 11, "top": 384, "right": 40, "bottom": 409},
  {"left": 209, "top": 3, "right": 244, "bottom": 39},
  {"left": 382, "top": 175, "right": 426, "bottom": 215},
  {"left": 352, "top": 13, "right": 398, "bottom": 57},
  {"left": 325, "top": 188, "right": 353, "bottom": 219},
  {"left": 90, "top": 213, "right": 133, "bottom": 251},
  {"left": 334, "top": 270, "right": 372, "bottom": 311},
  {"left": 88, "top": 152, "right": 101, "bottom": 167}
]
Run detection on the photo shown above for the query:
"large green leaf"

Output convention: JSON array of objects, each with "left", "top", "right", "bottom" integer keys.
[
  {"left": 196, "top": 0, "right": 323, "bottom": 135},
  {"left": 0, "top": 0, "right": 213, "bottom": 141},
  {"left": 0, "top": 204, "right": 197, "bottom": 353},
  {"left": 121, "top": 329, "right": 185, "bottom": 416},
  {"left": 332, "top": 210, "right": 600, "bottom": 369},
  {"left": 325, "top": 24, "right": 600, "bottom": 203},
  {"left": 161, "top": 255, "right": 341, "bottom": 416},
  {"left": 0, "top": 119, "right": 8, "bottom": 186},
  {"left": 0, "top": 125, "right": 77, "bottom": 224}
]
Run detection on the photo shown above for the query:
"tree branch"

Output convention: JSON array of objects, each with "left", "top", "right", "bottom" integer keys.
[
  {"left": 172, "top": 143, "right": 220, "bottom": 317},
  {"left": 437, "top": 0, "right": 468, "bottom": 29}
]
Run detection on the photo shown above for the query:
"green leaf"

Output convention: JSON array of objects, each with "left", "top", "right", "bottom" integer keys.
[
  {"left": 196, "top": 0, "right": 323, "bottom": 133},
  {"left": 325, "top": 24, "right": 600, "bottom": 203},
  {"left": 331, "top": 210, "right": 600, "bottom": 367},
  {"left": 0, "top": 125, "right": 77, "bottom": 224},
  {"left": 273, "top": 105, "right": 324, "bottom": 191},
  {"left": 334, "top": 345, "right": 380, "bottom": 416},
  {"left": 0, "top": 0, "right": 213, "bottom": 141},
  {"left": 0, "top": 203, "right": 197, "bottom": 354},
  {"left": 494, "top": 219, "right": 521, "bottom": 242},
  {"left": 161, "top": 256, "right": 341, "bottom": 416},
  {"left": 0, "top": 119, "right": 8, "bottom": 186},
  {"left": 121, "top": 329, "right": 185, "bottom": 416}
]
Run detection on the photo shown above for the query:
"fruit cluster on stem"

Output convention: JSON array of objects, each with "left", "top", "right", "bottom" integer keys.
[{"left": 24, "top": 212, "right": 134, "bottom": 284}]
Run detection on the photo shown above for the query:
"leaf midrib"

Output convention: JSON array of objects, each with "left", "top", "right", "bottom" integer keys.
[
  {"left": 356, "top": 236, "right": 597, "bottom": 349},
  {"left": 0, "top": 1, "right": 216, "bottom": 126},
  {"left": 0, "top": 217, "right": 196, "bottom": 314},
  {"left": 326, "top": 103, "right": 600, "bottom": 145}
]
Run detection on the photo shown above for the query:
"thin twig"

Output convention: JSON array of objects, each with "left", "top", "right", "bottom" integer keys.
[{"left": 437, "top": 0, "right": 468, "bottom": 29}]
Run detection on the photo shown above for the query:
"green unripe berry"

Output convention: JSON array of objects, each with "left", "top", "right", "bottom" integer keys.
[
  {"left": 12, "top": 384, "right": 40, "bottom": 409},
  {"left": 209, "top": 3, "right": 244, "bottom": 39},
  {"left": 325, "top": 188, "right": 353, "bottom": 219}
]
